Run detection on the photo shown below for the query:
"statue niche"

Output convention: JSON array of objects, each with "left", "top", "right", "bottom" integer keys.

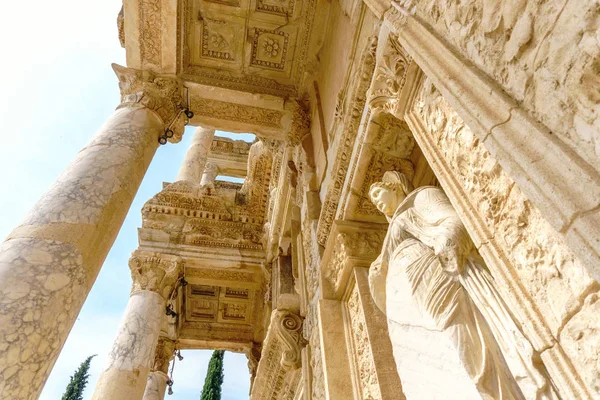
[{"left": 369, "top": 171, "right": 557, "bottom": 400}]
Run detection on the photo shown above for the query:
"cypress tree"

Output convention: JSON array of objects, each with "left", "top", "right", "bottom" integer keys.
[
  {"left": 61, "top": 354, "right": 96, "bottom": 400},
  {"left": 200, "top": 350, "right": 225, "bottom": 400}
]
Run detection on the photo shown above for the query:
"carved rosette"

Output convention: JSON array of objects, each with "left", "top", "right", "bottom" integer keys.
[
  {"left": 112, "top": 63, "right": 186, "bottom": 143},
  {"left": 275, "top": 311, "right": 307, "bottom": 371},
  {"left": 152, "top": 337, "right": 176, "bottom": 374},
  {"left": 128, "top": 251, "right": 183, "bottom": 300}
]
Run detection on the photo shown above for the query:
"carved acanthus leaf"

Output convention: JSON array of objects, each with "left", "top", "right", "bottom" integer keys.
[
  {"left": 368, "top": 33, "right": 412, "bottom": 113},
  {"left": 112, "top": 64, "right": 185, "bottom": 142},
  {"left": 324, "top": 230, "right": 386, "bottom": 293},
  {"left": 128, "top": 251, "right": 183, "bottom": 299}
]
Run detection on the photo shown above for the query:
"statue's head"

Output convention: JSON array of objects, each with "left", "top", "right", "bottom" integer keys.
[{"left": 369, "top": 171, "right": 414, "bottom": 217}]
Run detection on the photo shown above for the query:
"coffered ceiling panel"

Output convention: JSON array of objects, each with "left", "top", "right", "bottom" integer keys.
[{"left": 182, "top": 0, "right": 319, "bottom": 96}]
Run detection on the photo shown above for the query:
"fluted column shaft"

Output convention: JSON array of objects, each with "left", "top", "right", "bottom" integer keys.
[
  {"left": 176, "top": 127, "right": 215, "bottom": 184},
  {"left": 142, "top": 338, "right": 176, "bottom": 400},
  {"left": 0, "top": 64, "right": 184, "bottom": 400},
  {"left": 92, "top": 252, "right": 182, "bottom": 400}
]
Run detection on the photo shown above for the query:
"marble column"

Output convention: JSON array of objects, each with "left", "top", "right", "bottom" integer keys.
[
  {"left": 200, "top": 161, "right": 219, "bottom": 189},
  {"left": 142, "top": 337, "right": 176, "bottom": 400},
  {"left": 0, "top": 64, "right": 185, "bottom": 399},
  {"left": 92, "top": 251, "right": 183, "bottom": 400},
  {"left": 176, "top": 127, "right": 215, "bottom": 184}
]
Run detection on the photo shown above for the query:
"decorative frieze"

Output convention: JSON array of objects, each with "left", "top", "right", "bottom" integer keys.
[
  {"left": 138, "top": 0, "right": 162, "bottom": 68},
  {"left": 317, "top": 36, "right": 379, "bottom": 246},
  {"left": 189, "top": 96, "right": 284, "bottom": 130}
]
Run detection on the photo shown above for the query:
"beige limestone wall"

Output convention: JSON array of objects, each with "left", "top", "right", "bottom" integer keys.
[{"left": 414, "top": 0, "right": 600, "bottom": 172}]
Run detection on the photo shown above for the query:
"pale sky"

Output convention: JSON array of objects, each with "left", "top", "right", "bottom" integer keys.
[{"left": 0, "top": 1, "right": 251, "bottom": 398}]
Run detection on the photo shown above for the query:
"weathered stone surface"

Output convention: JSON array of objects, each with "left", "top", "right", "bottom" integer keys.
[
  {"left": 0, "top": 103, "right": 162, "bottom": 399},
  {"left": 414, "top": 0, "right": 600, "bottom": 172}
]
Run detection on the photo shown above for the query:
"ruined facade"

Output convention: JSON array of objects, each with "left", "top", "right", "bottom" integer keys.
[{"left": 1, "top": 0, "right": 600, "bottom": 399}]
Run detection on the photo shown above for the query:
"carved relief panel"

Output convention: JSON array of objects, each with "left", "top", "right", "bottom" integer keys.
[{"left": 183, "top": 0, "right": 317, "bottom": 96}]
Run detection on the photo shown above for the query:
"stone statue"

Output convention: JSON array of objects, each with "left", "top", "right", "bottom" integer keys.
[{"left": 369, "top": 171, "right": 557, "bottom": 400}]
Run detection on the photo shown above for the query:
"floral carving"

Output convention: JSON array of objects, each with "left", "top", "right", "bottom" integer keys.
[
  {"left": 347, "top": 285, "right": 382, "bottom": 399},
  {"left": 189, "top": 97, "right": 284, "bottom": 129},
  {"left": 139, "top": 0, "right": 161, "bottom": 67},
  {"left": 368, "top": 33, "right": 412, "bottom": 113},
  {"left": 128, "top": 251, "right": 183, "bottom": 299},
  {"left": 112, "top": 64, "right": 185, "bottom": 142},
  {"left": 263, "top": 37, "right": 281, "bottom": 58},
  {"left": 252, "top": 30, "right": 289, "bottom": 70},
  {"left": 201, "top": 18, "right": 235, "bottom": 60}
]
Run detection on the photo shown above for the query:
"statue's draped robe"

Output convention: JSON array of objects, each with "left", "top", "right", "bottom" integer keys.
[{"left": 370, "top": 187, "right": 555, "bottom": 400}]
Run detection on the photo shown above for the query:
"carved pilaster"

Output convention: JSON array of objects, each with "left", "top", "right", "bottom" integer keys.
[
  {"left": 112, "top": 63, "right": 186, "bottom": 143},
  {"left": 284, "top": 99, "right": 311, "bottom": 147},
  {"left": 247, "top": 342, "right": 262, "bottom": 388},
  {"left": 128, "top": 251, "right": 183, "bottom": 300},
  {"left": 152, "top": 337, "right": 176, "bottom": 374},
  {"left": 316, "top": 36, "right": 378, "bottom": 246}
]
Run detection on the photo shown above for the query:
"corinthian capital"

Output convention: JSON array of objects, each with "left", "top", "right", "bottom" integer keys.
[
  {"left": 367, "top": 34, "right": 412, "bottom": 115},
  {"left": 128, "top": 251, "right": 183, "bottom": 299},
  {"left": 112, "top": 63, "right": 186, "bottom": 143}
]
